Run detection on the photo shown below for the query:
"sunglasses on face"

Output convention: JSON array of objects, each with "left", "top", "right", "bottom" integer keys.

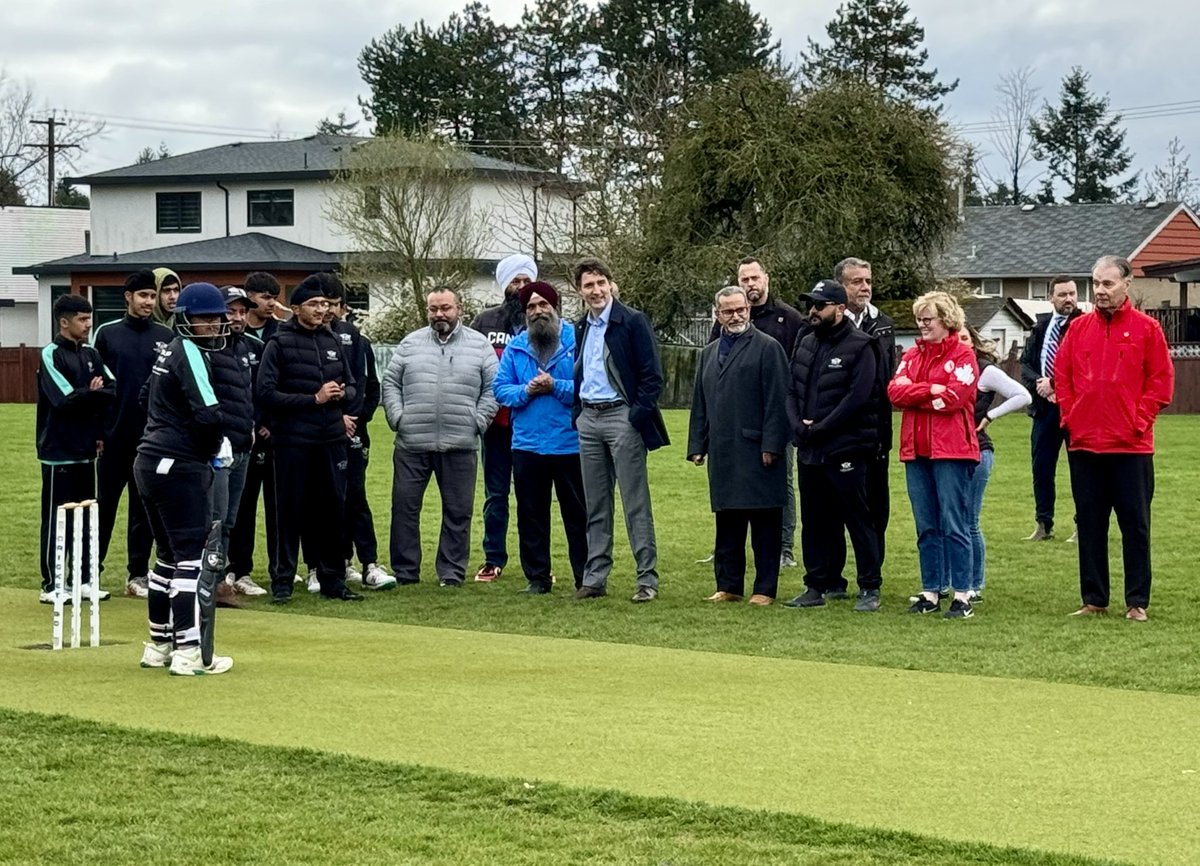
[{"left": 804, "top": 301, "right": 829, "bottom": 312}]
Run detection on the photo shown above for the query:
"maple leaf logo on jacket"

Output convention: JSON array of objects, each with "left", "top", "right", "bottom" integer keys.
[{"left": 953, "top": 364, "right": 976, "bottom": 386}]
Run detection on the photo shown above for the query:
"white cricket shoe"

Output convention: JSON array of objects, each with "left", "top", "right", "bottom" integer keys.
[
  {"left": 232, "top": 575, "right": 267, "bottom": 596},
  {"left": 126, "top": 576, "right": 150, "bottom": 598},
  {"left": 169, "top": 646, "right": 233, "bottom": 676},
  {"left": 345, "top": 564, "right": 363, "bottom": 583},
  {"left": 306, "top": 569, "right": 320, "bottom": 593},
  {"left": 140, "top": 641, "right": 173, "bottom": 668},
  {"left": 363, "top": 563, "right": 397, "bottom": 590},
  {"left": 39, "top": 589, "right": 67, "bottom": 605}
]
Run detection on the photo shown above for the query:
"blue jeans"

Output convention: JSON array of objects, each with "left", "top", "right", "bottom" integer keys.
[
  {"left": 968, "top": 449, "right": 994, "bottom": 591},
  {"left": 905, "top": 458, "right": 975, "bottom": 594}
]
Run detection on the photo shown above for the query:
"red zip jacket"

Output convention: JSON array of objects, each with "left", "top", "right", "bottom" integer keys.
[
  {"left": 1054, "top": 298, "right": 1174, "bottom": 454},
  {"left": 887, "top": 337, "right": 980, "bottom": 462}
]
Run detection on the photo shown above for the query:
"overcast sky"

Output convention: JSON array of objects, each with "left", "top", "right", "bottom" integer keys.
[{"left": 3, "top": 0, "right": 1197, "bottom": 195}]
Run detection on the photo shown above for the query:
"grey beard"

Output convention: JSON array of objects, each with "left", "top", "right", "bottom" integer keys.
[
  {"left": 431, "top": 319, "right": 453, "bottom": 336},
  {"left": 528, "top": 314, "right": 560, "bottom": 356}
]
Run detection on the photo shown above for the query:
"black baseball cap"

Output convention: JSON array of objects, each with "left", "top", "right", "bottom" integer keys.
[{"left": 799, "top": 279, "right": 848, "bottom": 306}]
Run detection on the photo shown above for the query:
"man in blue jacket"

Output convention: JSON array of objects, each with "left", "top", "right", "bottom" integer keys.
[
  {"left": 493, "top": 282, "right": 588, "bottom": 594},
  {"left": 571, "top": 258, "right": 669, "bottom": 603}
]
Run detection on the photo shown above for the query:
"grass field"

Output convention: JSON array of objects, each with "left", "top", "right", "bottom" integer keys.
[{"left": 2, "top": 404, "right": 1198, "bottom": 864}]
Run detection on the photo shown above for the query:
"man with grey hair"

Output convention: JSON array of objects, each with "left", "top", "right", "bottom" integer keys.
[
  {"left": 1055, "top": 255, "right": 1173, "bottom": 621},
  {"left": 688, "top": 286, "right": 791, "bottom": 605},
  {"left": 833, "top": 256, "right": 896, "bottom": 593},
  {"left": 382, "top": 287, "right": 499, "bottom": 587}
]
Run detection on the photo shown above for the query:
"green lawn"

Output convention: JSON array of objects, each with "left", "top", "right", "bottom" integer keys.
[{"left": 4, "top": 404, "right": 1199, "bottom": 866}]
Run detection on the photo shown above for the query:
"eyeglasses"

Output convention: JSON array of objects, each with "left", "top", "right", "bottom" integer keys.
[
  {"left": 916, "top": 317, "right": 938, "bottom": 326},
  {"left": 716, "top": 306, "right": 749, "bottom": 318},
  {"left": 299, "top": 299, "right": 331, "bottom": 310}
]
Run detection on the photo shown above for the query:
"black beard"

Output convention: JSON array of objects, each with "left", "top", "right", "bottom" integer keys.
[
  {"left": 503, "top": 294, "right": 525, "bottom": 329},
  {"left": 528, "top": 314, "right": 559, "bottom": 354}
]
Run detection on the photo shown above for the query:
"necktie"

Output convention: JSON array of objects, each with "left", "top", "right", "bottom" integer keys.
[{"left": 1044, "top": 316, "right": 1063, "bottom": 377}]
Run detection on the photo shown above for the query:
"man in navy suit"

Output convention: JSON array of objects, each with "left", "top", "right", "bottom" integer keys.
[
  {"left": 571, "top": 258, "right": 669, "bottom": 603},
  {"left": 1019, "top": 275, "right": 1082, "bottom": 541}
]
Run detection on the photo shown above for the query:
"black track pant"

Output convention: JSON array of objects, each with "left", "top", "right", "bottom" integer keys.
[
  {"left": 227, "top": 441, "right": 276, "bottom": 579},
  {"left": 39, "top": 461, "right": 97, "bottom": 593},
  {"left": 511, "top": 450, "right": 588, "bottom": 589},
  {"left": 799, "top": 459, "right": 882, "bottom": 593},
  {"left": 97, "top": 444, "right": 154, "bottom": 580},
  {"left": 270, "top": 442, "right": 348, "bottom": 598},
  {"left": 134, "top": 455, "right": 212, "bottom": 649},
  {"left": 344, "top": 432, "right": 378, "bottom": 568}
]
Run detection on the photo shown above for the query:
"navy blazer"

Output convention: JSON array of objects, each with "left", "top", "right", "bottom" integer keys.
[
  {"left": 1020, "top": 309, "right": 1082, "bottom": 417},
  {"left": 574, "top": 299, "right": 670, "bottom": 450}
]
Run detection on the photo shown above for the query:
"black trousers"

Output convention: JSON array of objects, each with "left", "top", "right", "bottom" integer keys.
[
  {"left": 344, "top": 432, "right": 379, "bottom": 567},
  {"left": 390, "top": 448, "right": 477, "bottom": 583},
  {"left": 270, "top": 442, "right": 348, "bottom": 598},
  {"left": 227, "top": 440, "right": 276, "bottom": 579},
  {"left": 480, "top": 424, "right": 513, "bottom": 568},
  {"left": 1031, "top": 408, "right": 1068, "bottom": 531},
  {"left": 798, "top": 459, "right": 882, "bottom": 592},
  {"left": 511, "top": 450, "right": 588, "bottom": 589},
  {"left": 1068, "top": 450, "right": 1154, "bottom": 608},
  {"left": 134, "top": 455, "right": 212, "bottom": 648},
  {"left": 97, "top": 444, "right": 154, "bottom": 580},
  {"left": 714, "top": 508, "right": 782, "bottom": 598},
  {"left": 39, "top": 461, "right": 97, "bottom": 592}
]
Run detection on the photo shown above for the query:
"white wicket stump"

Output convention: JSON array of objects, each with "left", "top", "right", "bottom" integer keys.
[{"left": 51, "top": 499, "right": 100, "bottom": 650}]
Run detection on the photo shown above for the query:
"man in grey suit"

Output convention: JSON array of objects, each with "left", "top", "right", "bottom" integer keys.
[
  {"left": 688, "top": 286, "right": 791, "bottom": 605},
  {"left": 571, "top": 258, "right": 669, "bottom": 603},
  {"left": 381, "top": 287, "right": 498, "bottom": 586}
]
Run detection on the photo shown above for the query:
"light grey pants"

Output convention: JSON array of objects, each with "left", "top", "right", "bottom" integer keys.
[
  {"left": 577, "top": 406, "right": 658, "bottom": 590},
  {"left": 782, "top": 443, "right": 796, "bottom": 556}
]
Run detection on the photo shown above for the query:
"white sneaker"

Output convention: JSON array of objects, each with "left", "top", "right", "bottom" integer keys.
[
  {"left": 306, "top": 569, "right": 320, "bottom": 593},
  {"left": 363, "top": 563, "right": 397, "bottom": 590},
  {"left": 39, "top": 589, "right": 67, "bottom": 605},
  {"left": 140, "top": 641, "right": 173, "bottom": 668},
  {"left": 232, "top": 575, "right": 267, "bottom": 596},
  {"left": 126, "top": 576, "right": 150, "bottom": 598},
  {"left": 67, "top": 584, "right": 110, "bottom": 601},
  {"left": 345, "top": 564, "right": 363, "bottom": 583},
  {"left": 168, "top": 646, "right": 233, "bottom": 676}
]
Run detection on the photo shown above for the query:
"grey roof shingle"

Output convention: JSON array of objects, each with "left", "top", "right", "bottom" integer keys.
[
  {"left": 940, "top": 202, "right": 1188, "bottom": 278},
  {"left": 13, "top": 232, "right": 338, "bottom": 276},
  {"left": 70, "top": 134, "right": 570, "bottom": 186}
]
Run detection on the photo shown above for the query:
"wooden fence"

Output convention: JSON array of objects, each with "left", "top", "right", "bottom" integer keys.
[{"left": 0, "top": 347, "right": 40, "bottom": 403}]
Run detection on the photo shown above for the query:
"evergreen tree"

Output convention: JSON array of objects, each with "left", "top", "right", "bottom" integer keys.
[
  {"left": 1029, "top": 67, "right": 1137, "bottom": 203},
  {"left": 515, "top": 0, "right": 598, "bottom": 173},
  {"left": 53, "top": 177, "right": 88, "bottom": 208},
  {"left": 0, "top": 167, "right": 25, "bottom": 207},
  {"left": 316, "top": 111, "right": 360, "bottom": 136},
  {"left": 799, "top": 0, "right": 956, "bottom": 109},
  {"left": 358, "top": 3, "right": 525, "bottom": 158},
  {"left": 135, "top": 143, "right": 171, "bottom": 164}
]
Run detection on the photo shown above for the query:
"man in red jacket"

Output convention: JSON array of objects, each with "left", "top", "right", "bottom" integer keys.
[{"left": 1055, "top": 255, "right": 1174, "bottom": 621}]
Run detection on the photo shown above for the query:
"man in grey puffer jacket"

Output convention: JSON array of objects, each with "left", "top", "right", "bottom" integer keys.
[{"left": 382, "top": 287, "right": 499, "bottom": 586}]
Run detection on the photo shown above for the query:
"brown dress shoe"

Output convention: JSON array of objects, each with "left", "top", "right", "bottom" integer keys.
[
  {"left": 216, "top": 581, "right": 243, "bottom": 609},
  {"left": 747, "top": 594, "right": 774, "bottom": 606},
  {"left": 705, "top": 591, "right": 742, "bottom": 602},
  {"left": 1126, "top": 606, "right": 1148, "bottom": 621},
  {"left": 1068, "top": 604, "right": 1108, "bottom": 616}
]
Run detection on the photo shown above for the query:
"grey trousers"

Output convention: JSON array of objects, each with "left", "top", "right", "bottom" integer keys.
[
  {"left": 577, "top": 406, "right": 658, "bottom": 590},
  {"left": 207, "top": 451, "right": 250, "bottom": 565},
  {"left": 782, "top": 443, "right": 796, "bottom": 556},
  {"left": 390, "top": 447, "right": 477, "bottom": 583}
]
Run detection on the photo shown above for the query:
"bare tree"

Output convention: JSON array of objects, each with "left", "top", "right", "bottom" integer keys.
[
  {"left": 980, "top": 66, "right": 1040, "bottom": 205},
  {"left": 0, "top": 70, "right": 104, "bottom": 204},
  {"left": 1143, "top": 137, "right": 1196, "bottom": 207},
  {"left": 323, "top": 134, "right": 487, "bottom": 338}
]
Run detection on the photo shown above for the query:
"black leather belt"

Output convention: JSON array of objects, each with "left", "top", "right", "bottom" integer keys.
[{"left": 582, "top": 400, "right": 626, "bottom": 411}]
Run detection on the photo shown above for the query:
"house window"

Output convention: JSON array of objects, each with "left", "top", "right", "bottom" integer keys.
[
  {"left": 92, "top": 285, "right": 127, "bottom": 329},
  {"left": 345, "top": 283, "right": 370, "bottom": 313},
  {"left": 47, "top": 285, "right": 71, "bottom": 330},
  {"left": 156, "top": 192, "right": 202, "bottom": 233},
  {"left": 1030, "top": 279, "right": 1050, "bottom": 300},
  {"left": 248, "top": 189, "right": 294, "bottom": 227},
  {"left": 980, "top": 279, "right": 1002, "bottom": 297}
]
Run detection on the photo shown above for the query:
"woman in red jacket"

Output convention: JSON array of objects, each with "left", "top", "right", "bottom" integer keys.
[{"left": 888, "top": 292, "right": 980, "bottom": 619}]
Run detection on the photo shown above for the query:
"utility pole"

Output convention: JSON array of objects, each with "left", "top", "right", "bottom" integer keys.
[{"left": 28, "top": 115, "right": 79, "bottom": 206}]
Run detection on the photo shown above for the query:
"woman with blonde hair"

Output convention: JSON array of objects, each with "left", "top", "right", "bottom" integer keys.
[
  {"left": 959, "top": 325, "right": 1031, "bottom": 602},
  {"left": 888, "top": 292, "right": 979, "bottom": 619}
]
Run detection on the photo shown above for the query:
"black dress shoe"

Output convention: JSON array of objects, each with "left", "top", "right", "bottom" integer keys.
[
  {"left": 270, "top": 594, "right": 291, "bottom": 605},
  {"left": 521, "top": 582, "right": 552, "bottom": 595},
  {"left": 323, "top": 587, "right": 364, "bottom": 602},
  {"left": 574, "top": 585, "right": 606, "bottom": 600},
  {"left": 396, "top": 577, "right": 420, "bottom": 586}
]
